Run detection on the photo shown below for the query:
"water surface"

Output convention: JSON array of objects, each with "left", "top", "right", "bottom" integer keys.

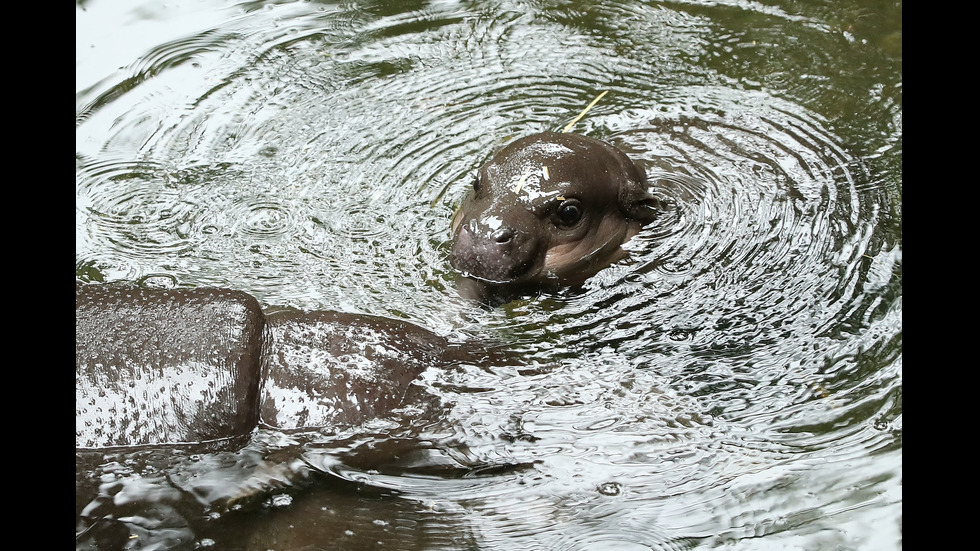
[{"left": 76, "top": 0, "right": 901, "bottom": 549}]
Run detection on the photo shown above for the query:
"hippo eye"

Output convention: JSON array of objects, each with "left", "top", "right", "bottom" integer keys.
[{"left": 555, "top": 199, "right": 583, "bottom": 227}]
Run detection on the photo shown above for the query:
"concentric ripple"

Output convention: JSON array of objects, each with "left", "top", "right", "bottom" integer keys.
[{"left": 75, "top": 158, "right": 197, "bottom": 280}]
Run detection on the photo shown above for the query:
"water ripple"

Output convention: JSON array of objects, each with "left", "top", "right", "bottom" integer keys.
[{"left": 76, "top": 158, "right": 194, "bottom": 273}]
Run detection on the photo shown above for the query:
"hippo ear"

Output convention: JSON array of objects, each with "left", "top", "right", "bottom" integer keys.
[
  {"left": 617, "top": 160, "right": 664, "bottom": 224},
  {"left": 622, "top": 183, "right": 664, "bottom": 224}
]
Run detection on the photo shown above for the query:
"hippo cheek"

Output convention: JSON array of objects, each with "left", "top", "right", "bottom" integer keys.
[
  {"left": 541, "top": 215, "right": 639, "bottom": 283},
  {"left": 450, "top": 219, "right": 547, "bottom": 283}
]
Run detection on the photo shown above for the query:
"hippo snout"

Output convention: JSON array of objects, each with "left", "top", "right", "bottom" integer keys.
[{"left": 450, "top": 218, "right": 542, "bottom": 283}]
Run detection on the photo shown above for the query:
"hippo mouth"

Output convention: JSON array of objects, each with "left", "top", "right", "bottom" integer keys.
[{"left": 451, "top": 254, "right": 538, "bottom": 284}]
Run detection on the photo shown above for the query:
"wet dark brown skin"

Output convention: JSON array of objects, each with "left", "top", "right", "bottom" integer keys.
[
  {"left": 76, "top": 284, "right": 451, "bottom": 449},
  {"left": 450, "top": 132, "right": 662, "bottom": 298}
]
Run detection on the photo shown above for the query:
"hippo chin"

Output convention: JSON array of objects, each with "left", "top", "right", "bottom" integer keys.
[{"left": 450, "top": 132, "right": 663, "bottom": 297}]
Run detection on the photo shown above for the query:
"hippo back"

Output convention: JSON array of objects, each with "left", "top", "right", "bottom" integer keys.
[
  {"left": 76, "top": 284, "right": 264, "bottom": 449},
  {"left": 259, "top": 310, "right": 447, "bottom": 431}
]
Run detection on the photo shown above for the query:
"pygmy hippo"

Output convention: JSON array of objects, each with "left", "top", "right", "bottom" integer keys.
[{"left": 450, "top": 132, "right": 663, "bottom": 298}]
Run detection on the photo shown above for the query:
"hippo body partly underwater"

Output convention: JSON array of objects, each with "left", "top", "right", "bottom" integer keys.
[{"left": 76, "top": 283, "right": 452, "bottom": 449}]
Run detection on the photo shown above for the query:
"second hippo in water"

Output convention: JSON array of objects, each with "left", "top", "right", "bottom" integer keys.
[
  {"left": 75, "top": 283, "right": 479, "bottom": 450},
  {"left": 449, "top": 132, "right": 665, "bottom": 300}
]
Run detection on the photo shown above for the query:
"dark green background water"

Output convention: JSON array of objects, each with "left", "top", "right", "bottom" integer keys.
[{"left": 76, "top": 0, "right": 901, "bottom": 548}]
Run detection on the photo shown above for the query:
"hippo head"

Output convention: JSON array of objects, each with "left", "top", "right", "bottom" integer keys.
[{"left": 450, "top": 132, "right": 662, "bottom": 297}]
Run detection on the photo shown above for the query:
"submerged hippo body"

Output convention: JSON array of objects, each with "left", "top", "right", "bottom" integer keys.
[
  {"left": 450, "top": 132, "right": 664, "bottom": 298},
  {"left": 259, "top": 309, "right": 448, "bottom": 431},
  {"left": 75, "top": 284, "right": 450, "bottom": 450}
]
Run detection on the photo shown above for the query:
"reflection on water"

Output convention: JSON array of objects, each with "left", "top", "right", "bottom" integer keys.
[{"left": 76, "top": 0, "right": 901, "bottom": 549}]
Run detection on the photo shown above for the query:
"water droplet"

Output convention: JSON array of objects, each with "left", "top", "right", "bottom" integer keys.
[{"left": 597, "top": 481, "right": 622, "bottom": 496}]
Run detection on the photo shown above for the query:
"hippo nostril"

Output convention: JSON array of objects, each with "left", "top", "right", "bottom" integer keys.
[{"left": 492, "top": 228, "right": 514, "bottom": 244}]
